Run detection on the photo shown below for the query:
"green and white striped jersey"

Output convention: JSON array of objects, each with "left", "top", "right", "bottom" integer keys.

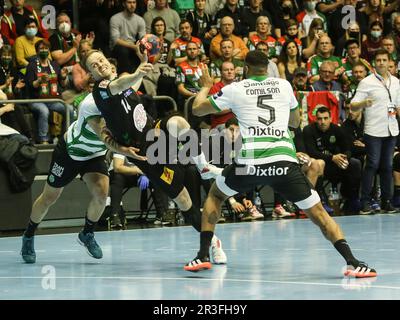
[
  {"left": 208, "top": 76, "right": 299, "bottom": 165},
  {"left": 65, "top": 93, "right": 107, "bottom": 161}
]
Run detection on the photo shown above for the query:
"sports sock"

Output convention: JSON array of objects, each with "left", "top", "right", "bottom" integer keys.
[
  {"left": 83, "top": 216, "right": 96, "bottom": 235},
  {"left": 182, "top": 205, "right": 201, "bottom": 232},
  {"left": 334, "top": 239, "right": 359, "bottom": 267},
  {"left": 24, "top": 219, "right": 39, "bottom": 238},
  {"left": 198, "top": 231, "right": 214, "bottom": 259}
]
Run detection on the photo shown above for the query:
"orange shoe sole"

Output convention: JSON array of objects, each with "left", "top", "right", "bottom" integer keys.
[
  {"left": 184, "top": 262, "right": 212, "bottom": 272},
  {"left": 344, "top": 269, "right": 377, "bottom": 278}
]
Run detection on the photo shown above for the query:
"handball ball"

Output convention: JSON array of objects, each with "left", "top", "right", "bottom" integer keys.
[{"left": 139, "top": 34, "right": 161, "bottom": 63}]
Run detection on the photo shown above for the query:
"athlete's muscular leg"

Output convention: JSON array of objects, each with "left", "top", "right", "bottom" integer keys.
[
  {"left": 173, "top": 187, "right": 192, "bottom": 211},
  {"left": 174, "top": 187, "right": 204, "bottom": 232},
  {"left": 303, "top": 159, "right": 325, "bottom": 187},
  {"left": 30, "top": 183, "right": 64, "bottom": 224},
  {"left": 303, "top": 202, "right": 344, "bottom": 243},
  {"left": 82, "top": 173, "right": 109, "bottom": 222},
  {"left": 202, "top": 182, "right": 230, "bottom": 232}
]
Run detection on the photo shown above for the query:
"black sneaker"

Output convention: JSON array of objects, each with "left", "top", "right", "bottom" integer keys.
[
  {"left": 381, "top": 200, "right": 396, "bottom": 213},
  {"left": 184, "top": 256, "right": 212, "bottom": 272},
  {"left": 110, "top": 214, "right": 122, "bottom": 229},
  {"left": 360, "top": 202, "right": 373, "bottom": 215},
  {"left": 344, "top": 261, "right": 377, "bottom": 278},
  {"left": 21, "top": 234, "right": 36, "bottom": 263}
]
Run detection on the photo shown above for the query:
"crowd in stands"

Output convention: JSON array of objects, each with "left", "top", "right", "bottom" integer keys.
[{"left": 2, "top": 0, "right": 400, "bottom": 226}]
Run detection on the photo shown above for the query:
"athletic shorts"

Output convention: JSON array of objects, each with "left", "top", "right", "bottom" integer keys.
[
  {"left": 216, "top": 161, "right": 320, "bottom": 210},
  {"left": 131, "top": 159, "right": 185, "bottom": 199},
  {"left": 47, "top": 138, "right": 109, "bottom": 188}
]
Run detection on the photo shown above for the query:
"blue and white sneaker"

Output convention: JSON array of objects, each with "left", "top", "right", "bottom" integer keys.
[
  {"left": 370, "top": 199, "right": 381, "bottom": 213},
  {"left": 21, "top": 234, "right": 36, "bottom": 264},
  {"left": 77, "top": 231, "right": 103, "bottom": 259}
]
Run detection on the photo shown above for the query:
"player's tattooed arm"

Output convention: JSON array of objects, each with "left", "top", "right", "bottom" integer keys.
[{"left": 88, "top": 116, "right": 147, "bottom": 161}]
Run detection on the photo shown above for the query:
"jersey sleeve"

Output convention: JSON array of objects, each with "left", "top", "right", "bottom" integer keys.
[
  {"left": 79, "top": 94, "right": 102, "bottom": 119},
  {"left": 208, "top": 83, "right": 235, "bottom": 112},
  {"left": 175, "top": 66, "right": 185, "bottom": 85},
  {"left": 93, "top": 79, "right": 113, "bottom": 101},
  {"left": 113, "top": 153, "right": 125, "bottom": 160},
  {"left": 287, "top": 81, "right": 299, "bottom": 110}
]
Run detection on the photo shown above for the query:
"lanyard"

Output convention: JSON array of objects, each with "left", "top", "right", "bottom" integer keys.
[{"left": 374, "top": 72, "right": 392, "bottom": 103}]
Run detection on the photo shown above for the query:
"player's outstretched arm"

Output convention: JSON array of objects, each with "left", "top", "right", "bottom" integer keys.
[
  {"left": 88, "top": 116, "right": 147, "bottom": 161},
  {"left": 108, "top": 63, "right": 154, "bottom": 95}
]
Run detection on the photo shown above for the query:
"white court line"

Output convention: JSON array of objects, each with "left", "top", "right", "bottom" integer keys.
[
  {"left": 61, "top": 250, "right": 79, "bottom": 252},
  {"left": 0, "top": 251, "right": 15, "bottom": 253},
  {"left": 378, "top": 249, "right": 396, "bottom": 251},
  {"left": 0, "top": 275, "right": 399, "bottom": 290}
]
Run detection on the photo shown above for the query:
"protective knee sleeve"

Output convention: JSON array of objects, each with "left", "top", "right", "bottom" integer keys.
[{"left": 182, "top": 205, "right": 202, "bottom": 232}]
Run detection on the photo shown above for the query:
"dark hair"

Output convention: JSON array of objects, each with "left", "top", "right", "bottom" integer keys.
[
  {"left": 179, "top": 19, "right": 193, "bottom": 28},
  {"left": 370, "top": 20, "right": 383, "bottom": 30},
  {"left": 284, "top": 19, "right": 298, "bottom": 31},
  {"left": 0, "top": 44, "right": 12, "bottom": 57},
  {"left": 35, "top": 39, "right": 51, "bottom": 52},
  {"left": 245, "top": 50, "right": 269, "bottom": 69},
  {"left": 225, "top": 117, "right": 239, "bottom": 128},
  {"left": 151, "top": 17, "right": 166, "bottom": 36},
  {"left": 24, "top": 17, "right": 37, "bottom": 27},
  {"left": 374, "top": 48, "right": 390, "bottom": 60},
  {"left": 316, "top": 106, "right": 331, "bottom": 116},
  {"left": 108, "top": 57, "right": 118, "bottom": 67},
  {"left": 186, "top": 40, "right": 199, "bottom": 50},
  {"left": 255, "top": 41, "right": 268, "bottom": 48},
  {"left": 278, "top": 40, "right": 301, "bottom": 66}
]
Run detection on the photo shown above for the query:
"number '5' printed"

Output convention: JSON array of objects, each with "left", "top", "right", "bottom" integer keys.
[{"left": 257, "top": 94, "right": 275, "bottom": 126}]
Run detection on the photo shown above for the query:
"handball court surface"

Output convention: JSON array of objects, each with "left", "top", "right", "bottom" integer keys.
[{"left": 1, "top": 215, "right": 400, "bottom": 300}]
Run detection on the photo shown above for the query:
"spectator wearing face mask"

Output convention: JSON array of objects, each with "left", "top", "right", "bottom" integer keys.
[
  {"left": 296, "top": 0, "right": 327, "bottom": 37},
  {"left": 49, "top": 12, "right": 88, "bottom": 72},
  {"left": 361, "top": 20, "right": 383, "bottom": 62},
  {"left": 1, "top": 0, "right": 49, "bottom": 46},
  {"left": 14, "top": 18, "right": 43, "bottom": 70},
  {"left": 327, "top": 0, "right": 368, "bottom": 45},
  {"left": 273, "top": 0, "right": 298, "bottom": 39}
]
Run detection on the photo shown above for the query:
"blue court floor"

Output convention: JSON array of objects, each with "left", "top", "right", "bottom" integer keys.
[{"left": 1, "top": 215, "right": 400, "bottom": 300}]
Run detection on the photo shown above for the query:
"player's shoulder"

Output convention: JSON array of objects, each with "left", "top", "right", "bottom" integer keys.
[
  {"left": 79, "top": 93, "right": 101, "bottom": 114},
  {"left": 95, "top": 79, "right": 112, "bottom": 90}
]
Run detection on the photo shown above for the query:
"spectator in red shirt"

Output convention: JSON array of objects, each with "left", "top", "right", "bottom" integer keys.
[
  {"left": 209, "top": 61, "right": 236, "bottom": 130},
  {"left": 1, "top": 0, "right": 49, "bottom": 46}
]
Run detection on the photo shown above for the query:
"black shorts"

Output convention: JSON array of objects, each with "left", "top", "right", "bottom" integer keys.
[
  {"left": 131, "top": 159, "right": 185, "bottom": 199},
  {"left": 47, "top": 138, "right": 109, "bottom": 188},
  {"left": 218, "top": 161, "right": 320, "bottom": 210}
]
